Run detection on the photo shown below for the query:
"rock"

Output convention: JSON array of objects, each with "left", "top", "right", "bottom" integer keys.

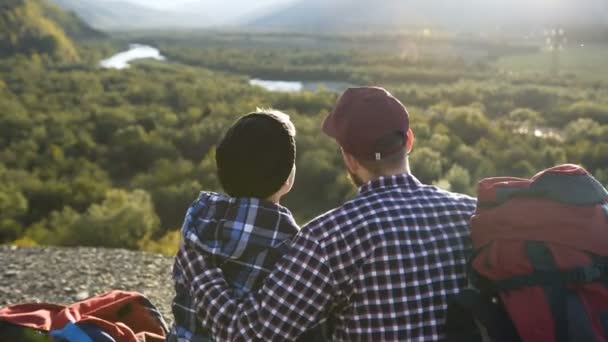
[
  {"left": 4, "top": 270, "right": 19, "bottom": 277},
  {"left": 74, "top": 291, "right": 90, "bottom": 301}
]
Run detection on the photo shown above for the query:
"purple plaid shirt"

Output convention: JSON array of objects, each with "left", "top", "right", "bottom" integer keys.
[{"left": 178, "top": 173, "right": 477, "bottom": 341}]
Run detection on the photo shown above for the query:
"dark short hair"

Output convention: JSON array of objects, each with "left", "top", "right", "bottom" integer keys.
[
  {"left": 355, "top": 131, "right": 407, "bottom": 175},
  {"left": 216, "top": 110, "right": 296, "bottom": 199}
]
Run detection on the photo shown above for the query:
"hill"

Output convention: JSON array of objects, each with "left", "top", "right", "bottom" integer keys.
[
  {"left": 48, "top": 0, "right": 288, "bottom": 30},
  {"left": 49, "top": 0, "right": 212, "bottom": 30},
  {"left": 248, "top": 0, "right": 608, "bottom": 34},
  {"left": 0, "top": 0, "right": 100, "bottom": 61},
  {"left": 38, "top": 0, "right": 103, "bottom": 40}
]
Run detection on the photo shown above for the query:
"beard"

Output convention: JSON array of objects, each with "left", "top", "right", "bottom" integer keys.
[{"left": 347, "top": 169, "right": 365, "bottom": 187}]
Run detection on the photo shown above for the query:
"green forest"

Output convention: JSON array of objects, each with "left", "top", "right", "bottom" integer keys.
[{"left": 1, "top": 0, "right": 608, "bottom": 254}]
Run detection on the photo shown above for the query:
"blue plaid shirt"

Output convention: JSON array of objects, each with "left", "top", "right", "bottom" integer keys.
[
  {"left": 169, "top": 192, "right": 306, "bottom": 342},
  {"left": 177, "top": 173, "right": 477, "bottom": 341}
]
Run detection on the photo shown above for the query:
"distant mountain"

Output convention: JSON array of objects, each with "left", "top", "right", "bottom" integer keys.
[
  {"left": 49, "top": 0, "right": 219, "bottom": 30},
  {"left": 0, "top": 0, "right": 98, "bottom": 61},
  {"left": 248, "top": 0, "right": 608, "bottom": 34},
  {"left": 48, "top": 0, "right": 292, "bottom": 30},
  {"left": 38, "top": 0, "right": 103, "bottom": 39},
  {"left": 175, "top": 0, "right": 293, "bottom": 26},
  {"left": 38, "top": 0, "right": 608, "bottom": 33}
]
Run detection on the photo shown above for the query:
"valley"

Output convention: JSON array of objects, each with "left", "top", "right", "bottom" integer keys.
[{"left": 0, "top": 0, "right": 607, "bottom": 254}]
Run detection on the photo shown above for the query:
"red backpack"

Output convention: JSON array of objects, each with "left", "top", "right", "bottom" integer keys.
[
  {"left": 0, "top": 290, "right": 168, "bottom": 342},
  {"left": 446, "top": 164, "right": 608, "bottom": 342}
]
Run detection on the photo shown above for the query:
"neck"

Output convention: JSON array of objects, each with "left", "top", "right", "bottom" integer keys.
[
  {"left": 402, "top": 159, "right": 412, "bottom": 175},
  {"left": 366, "top": 159, "right": 411, "bottom": 183},
  {"left": 265, "top": 193, "right": 281, "bottom": 204}
]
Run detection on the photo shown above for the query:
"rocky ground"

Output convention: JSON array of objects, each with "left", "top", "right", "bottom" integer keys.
[{"left": 0, "top": 245, "right": 175, "bottom": 325}]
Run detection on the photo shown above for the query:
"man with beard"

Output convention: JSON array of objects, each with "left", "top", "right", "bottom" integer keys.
[{"left": 176, "top": 86, "right": 477, "bottom": 341}]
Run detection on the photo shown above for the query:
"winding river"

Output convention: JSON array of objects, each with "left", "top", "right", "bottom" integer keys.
[
  {"left": 101, "top": 45, "right": 349, "bottom": 93},
  {"left": 100, "top": 44, "right": 166, "bottom": 69}
]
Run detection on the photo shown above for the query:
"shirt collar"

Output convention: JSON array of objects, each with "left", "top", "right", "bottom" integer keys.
[
  {"left": 358, "top": 173, "right": 422, "bottom": 195},
  {"left": 230, "top": 195, "right": 293, "bottom": 216},
  {"left": 203, "top": 192, "right": 293, "bottom": 217}
]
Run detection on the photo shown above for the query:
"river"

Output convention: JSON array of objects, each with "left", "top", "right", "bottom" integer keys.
[
  {"left": 101, "top": 45, "right": 349, "bottom": 93},
  {"left": 100, "top": 44, "right": 166, "bottom": 69},
  {"left": 249, "top": 79, "right": 350, "bottom": 93}
]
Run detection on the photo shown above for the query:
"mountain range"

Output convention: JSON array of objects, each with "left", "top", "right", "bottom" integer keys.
[
  {"left": 249, "top": 0, "right": 608, "bottom": 33},
  {"left": 48, "top": 0, "right": 288, "bottom": 30},
  {"left": 39, "top": 0, "right": 608, "bottom": 33},
  {"left": 49, "top": 0, "right": 209, "bottom": 30}
]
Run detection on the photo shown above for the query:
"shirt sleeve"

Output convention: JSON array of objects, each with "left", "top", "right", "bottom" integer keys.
[{"left": 177, "top": 230, "right": 335, "bottom": 341}]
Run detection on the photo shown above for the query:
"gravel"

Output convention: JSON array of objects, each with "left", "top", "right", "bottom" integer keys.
[{"left": 0, "top": 245, "right": 175, "bottom": 325}]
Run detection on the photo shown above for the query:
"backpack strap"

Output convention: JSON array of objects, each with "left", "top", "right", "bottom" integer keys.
[
  {"left": 525, "top": 241, "right": 569, "bottom": 342},
  {"left": 490, "top": 263, "right": 606, "bottom": 291}
]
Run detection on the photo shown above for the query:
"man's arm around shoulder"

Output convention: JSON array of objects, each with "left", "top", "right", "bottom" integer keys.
[{"left": 177, "top": 229, "right": 335, "bottom": 341}]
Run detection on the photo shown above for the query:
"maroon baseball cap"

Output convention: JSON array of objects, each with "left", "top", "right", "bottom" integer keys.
[{"left": 323, "top": 86, "right": 410, "bottom": 161}]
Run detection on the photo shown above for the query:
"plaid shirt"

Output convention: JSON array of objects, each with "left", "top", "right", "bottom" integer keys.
[
  {"left": 177, "top": 174, "right": 477, "bottom": 341},
  {"left": 169, "top": 192, "right": 300, "bottom": 342}
]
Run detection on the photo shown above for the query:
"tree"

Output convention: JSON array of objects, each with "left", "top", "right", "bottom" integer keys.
[
  {"left": 152, "top": 180, "right": 202, "bottom": 232},
  {"left": 443, "top": 106, "right": 491, "bottom": 145},
  {"left": 410, "top": 147, "right": 443, "bottom": 184},
  {"left": 24, "top": 206, "right": 81, "bottom": 246},
  {"left": 440, "top": 164, "right": 472, "bottom": 194},
  {"left": 0, "top": 105, "right": 29, "bottom": 146},
  {"left": 506, "top": 108, "right": 544, "bottom": 130},
  {"left": 62, "top": 189, "right": 161, "bottom": 249},
  {"left": 0, "top": 186, "right": 28, "bottom": 242},
  {"left": 594, "top": 169, "right": 608, "bottom": 189},
  {"left": 1, "top": 28, "right": 606, "bottom": 253},
  {"left": 138, "top": 230, "right": 181, "bottom": 256},
  {"left": 108, "top": 125, "right": 178, "bottom": 177},
  {"left": 286, "top": 148, "right": 348, "bottom": 222},
  {"left": 563, "top": 118, "right": 603, "bottom": 143},
  {"left": 452, "top": 144, "right": 483, "bottom": 172},
  {"left": 566, "top": 102, "right": 608, "bottom": 125},
  {"left": 196, "top": 148, "right": 222, "bottom": 193}
]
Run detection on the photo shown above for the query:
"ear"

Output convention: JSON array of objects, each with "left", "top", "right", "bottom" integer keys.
[
  {"left": 281, "top": 166, "right": 296, "bottom": 195},
  {"left": 405, "top": 129, "right": 415, "bottom": 153},
  {"left": 341, "top": 148, "right": 361, "bottom": 173}
]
